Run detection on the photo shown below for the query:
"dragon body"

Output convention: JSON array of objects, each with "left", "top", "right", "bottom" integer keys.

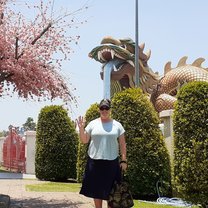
[{"left": 89, "top": 36, "right": 208, "bottom": 112}]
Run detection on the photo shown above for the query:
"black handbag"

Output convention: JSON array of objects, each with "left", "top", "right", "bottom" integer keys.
[{"left": 108, "top": 172, "right": 134, "bottom": 208}]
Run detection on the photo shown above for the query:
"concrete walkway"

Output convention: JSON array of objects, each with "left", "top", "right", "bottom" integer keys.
[{"left": 0, "top": 173, "right": 97, "bottom": 208}]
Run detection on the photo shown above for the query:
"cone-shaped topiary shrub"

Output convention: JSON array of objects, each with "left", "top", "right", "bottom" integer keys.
[
  {"left": 76, "top": 103, "right": 99, "bottom": 182},
  {"left": 173, "top": 81, "right": 208, "bottom": 207},
  {"left": 35, "top": 105, "right": 78, "bottom": 181},
  {"left": 111, "top": 87, "right": 172, "bottom": 199}
]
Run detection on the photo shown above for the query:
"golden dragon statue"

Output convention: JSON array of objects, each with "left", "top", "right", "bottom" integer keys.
[{"left": 89, "top": 36, "right": 208, "bottom": 113}]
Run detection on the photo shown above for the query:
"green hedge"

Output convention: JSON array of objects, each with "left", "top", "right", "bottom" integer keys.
[
  {"left": 111, "top": 88, "right": 172, "bottom": 199},
  {"left": 173, "top": 81, "right": 208, "bottom": 207},
  {"left": 35, "top": 105, "right": 78, "bottom": 181}
]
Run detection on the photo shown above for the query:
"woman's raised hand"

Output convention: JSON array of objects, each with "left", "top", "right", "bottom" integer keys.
[{"left": 76, "top": 116, "right": 85, "bottom": 130}]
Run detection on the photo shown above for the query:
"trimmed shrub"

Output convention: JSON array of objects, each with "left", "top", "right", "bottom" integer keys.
[
  {"left": 173, "top": 81, "right": 208, "bottom": 207},
  {"left": 111, "top": 87, "right": 172, "bottom": 199},
  {"left": 76, "top": 103, "right": 99, "bottom": 182},
  {"left": 35, "top": 105, "right": 78, "bottom": 181}
]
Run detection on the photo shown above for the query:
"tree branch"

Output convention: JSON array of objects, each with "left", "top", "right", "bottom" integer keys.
[
  {"left": 31, "top": 22, "right": 52, "bottom": 45},
  {"left": 0, "top": 72, "right": 14, "bottom": 82},
  {"left": 17, "top": 22, "right": 52, "bottom": 59},
  {"left": 0, "top": 12, "right": 4, "bottom": 25},
  {"left": 15, "top": 37, "right": 18, "bottom": 59}
]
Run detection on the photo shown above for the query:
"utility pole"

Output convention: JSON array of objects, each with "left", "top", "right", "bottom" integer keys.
[{"left": 135, "top": 0, "right": 139, "bottom": 87}]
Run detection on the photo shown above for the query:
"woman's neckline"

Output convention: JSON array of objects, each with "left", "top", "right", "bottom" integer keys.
[{"left": 100, "top": 118, "right": 113, "bottom": 123}]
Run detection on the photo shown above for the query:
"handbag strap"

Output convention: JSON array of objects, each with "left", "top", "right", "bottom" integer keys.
[
  {"left": 120, "top": 169, "right": 127, "bottom": 182},
  {"left": 121, "top": 169, "right": 131, "bottom": 183}
]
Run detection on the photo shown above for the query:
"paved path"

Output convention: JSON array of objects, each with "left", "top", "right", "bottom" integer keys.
[{"left": 0, "top": 173, "right": 98, "bottom": 208}]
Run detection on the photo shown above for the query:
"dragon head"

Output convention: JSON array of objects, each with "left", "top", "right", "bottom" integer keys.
[
  {"left": 89, "top": 36, "right": 135, "bottom": 65},
  {"left": 89, "top": 36, "right": 159, "bottom": 95}
]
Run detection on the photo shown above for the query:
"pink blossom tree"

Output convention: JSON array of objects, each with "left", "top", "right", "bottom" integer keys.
[{"left": 0, "top": 0, "right": 87, "bottom": 104}]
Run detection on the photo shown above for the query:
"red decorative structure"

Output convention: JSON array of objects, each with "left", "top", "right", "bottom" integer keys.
[{"left": 2, "top": 126, "right": 26, "bottom": 173}]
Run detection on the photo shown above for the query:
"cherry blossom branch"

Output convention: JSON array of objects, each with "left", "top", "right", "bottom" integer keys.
[
  {"left": 0, "top": 71, "right": 13, "bottom": 82},
  {"left": 17, "top": 22, "right": 52, "bottom": 59},
  {"left": 0, "top": 12, "right": 4, "bottom": 24},
  {"left": 15, "top": 37, "right": 18, "bottom": 59},
  {"left": 31, "top": 22, "right": 52, "bottom": 45}
]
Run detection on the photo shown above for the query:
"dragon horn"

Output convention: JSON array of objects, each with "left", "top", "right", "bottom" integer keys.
[
  {"left": 146, "top": 49, "right": 151, "bottom": 61},
  {"left": 139, "top": 43, "right": 145, "bottom": 51},
  {"left": 192, "top": 58, "right": 205, "bottom": 67},
  {"left": 164, "top": 61, "right": 172, "bottom": 74},
  {"left": 177, "top": 56, "right": 188, "bottom": 67}
]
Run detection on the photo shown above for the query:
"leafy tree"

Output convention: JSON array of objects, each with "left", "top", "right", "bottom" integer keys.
[
  {"left": 173, "top": 81, "right": 208, "bottom": 207},
  {"left": 0, "top": 130, "right": 8, "bottom": 137},
  {"left": 111, "top": 88, "right": 172, "bottom": 199},
  {"left": 0, "top": 0, "right": 87, "bottom": 103},
  {"left": 35, "top": 105, "right": 78, "bottom": 181},
  {"left": 23, "top": 117, "right": 36, "bottom": 131}
]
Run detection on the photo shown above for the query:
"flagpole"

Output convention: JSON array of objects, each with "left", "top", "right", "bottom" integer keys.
[{"left": 135, "top": 0, "right": 139, "bottom": 87}]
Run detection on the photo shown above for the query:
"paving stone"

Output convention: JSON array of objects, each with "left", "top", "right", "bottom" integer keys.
[{"left": 0, "top": 179, "right": 94, "bottom": 208}]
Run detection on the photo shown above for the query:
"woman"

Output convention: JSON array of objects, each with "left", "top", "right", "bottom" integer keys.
[{"left": 76, "top": 98, "right": 127, "bottom": 208}]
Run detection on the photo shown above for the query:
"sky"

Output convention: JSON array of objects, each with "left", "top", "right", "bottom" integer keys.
[{"left": 0, "top": 0, "right": 208, "bottom": 131}]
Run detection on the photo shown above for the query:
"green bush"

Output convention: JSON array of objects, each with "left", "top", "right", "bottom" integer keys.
[
  {"left": 111, "top": 88, "right": 172, "bottom": 199},
  {"left": 173, "top": 81, "right": 208, "bottom": 207},
  {"left": 76, "top": 103, "right": 99, "bottom": 182},
  {"left": 35, "top": 105, "right": 78, "bottom": 181}
]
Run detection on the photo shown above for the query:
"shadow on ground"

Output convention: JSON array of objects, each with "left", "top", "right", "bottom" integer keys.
[{"left": 11, "top": 198, "right": 86, "bottom": 208}]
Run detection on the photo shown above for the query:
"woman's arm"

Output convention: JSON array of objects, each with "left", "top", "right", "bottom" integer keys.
[
  {"left": 119, "top": 133, "right": 127, "bottom": 161},
  {"left": 119, "top": 133, "right": 127, "bottom": 171}
]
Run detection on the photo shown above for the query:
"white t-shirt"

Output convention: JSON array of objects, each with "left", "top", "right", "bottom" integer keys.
[{"left": 85, "top": 118, "right": 125, "bottom": 160}]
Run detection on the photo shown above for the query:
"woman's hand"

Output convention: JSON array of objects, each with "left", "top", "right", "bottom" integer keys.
[
  {"left": 76, "top": 116, "right": 85, "bottom": 130},
  {"left": 120, "top": 161, "right": 127, "bottom": 171},
  {"left": 76, "top": 116, "right": 89, "bottom": 144}
]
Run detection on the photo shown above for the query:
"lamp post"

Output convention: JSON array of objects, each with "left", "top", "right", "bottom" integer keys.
[{"left": 135, "top": 0, "right": 139, "bottom": 87}]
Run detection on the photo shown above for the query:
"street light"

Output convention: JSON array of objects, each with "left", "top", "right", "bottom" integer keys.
[{"left": 135, "top": 0, "right": 139, "bottom": 87}]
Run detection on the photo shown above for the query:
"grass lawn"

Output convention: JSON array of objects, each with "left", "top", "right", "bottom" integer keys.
[
  {"left": 0, "top": 169, "right": 10, "bottom": 173},
  {"left": 26, "top": 181, "right": 82, "bottom": 192},
  {"left": 26, "top": 182, "right": 200, "bottom": 208},
  {"left": 134, "top": 200, "right": 200, "bottom": 208},
  {"left": 0, "top": 166, "right": 11, "bottom": 173}
]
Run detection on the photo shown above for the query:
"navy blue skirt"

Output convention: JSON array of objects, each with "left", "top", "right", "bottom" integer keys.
[{"left": 80, "top": 157, "right": 121, "bottom": 200}]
